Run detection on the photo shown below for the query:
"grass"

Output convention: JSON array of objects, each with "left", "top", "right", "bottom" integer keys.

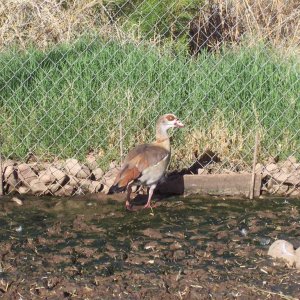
[{"left": 0, "top": 38, "right": 299, "bottom": 170}]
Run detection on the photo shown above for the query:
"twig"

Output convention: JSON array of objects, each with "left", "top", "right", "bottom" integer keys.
[
  {"left": 245, "top": 285, "right": 298, "bottom": 300},
  {"left": 0, "top": 152, "right": 3, "bottom": 196}
]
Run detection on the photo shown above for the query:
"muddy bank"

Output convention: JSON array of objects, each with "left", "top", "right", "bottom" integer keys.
[{"left": 0, "top": 195, "right": 300, "bottom": 299}]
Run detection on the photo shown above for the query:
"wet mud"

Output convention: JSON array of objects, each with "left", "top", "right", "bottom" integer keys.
[{"left": 0, "top": 195, "right": 300, "bottom": 299}]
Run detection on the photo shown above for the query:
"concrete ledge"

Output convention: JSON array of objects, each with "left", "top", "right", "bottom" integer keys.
[{"left": 158, "top": 173, "right": 262, "bottom": 198}]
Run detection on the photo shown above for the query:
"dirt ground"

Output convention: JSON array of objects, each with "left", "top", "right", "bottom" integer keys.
[{"left": 0, "top": 194, "right": 299, "bottom": 299}]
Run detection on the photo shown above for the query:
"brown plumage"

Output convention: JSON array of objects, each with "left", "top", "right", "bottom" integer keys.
[{"left": 108, "top": 114, "right": 184, "bottom": 210}]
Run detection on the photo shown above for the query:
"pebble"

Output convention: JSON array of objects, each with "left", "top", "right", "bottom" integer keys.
[
  {"left": 240, "top": 229, "right": 248, "bottom": 236},
  {"left": 169, "top": 241, "right": 182, "bottom": 251},
  {"left": 144, "top": 241, "right": 158, "bottom": 250},
  {"left": 11, "top": 197, "right": 23, "bottom": 205},
  {"left": 258, "top": 237, "right": 271, "bottom": 246},
  {"left": 15, "top": 225, "right": 23, "bottom": 232},
  {"left": 268, "top": 240, "right": 296, "bottom": 267}
]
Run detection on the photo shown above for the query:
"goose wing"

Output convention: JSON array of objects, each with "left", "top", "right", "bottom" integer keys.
[{"left": 112, "top": 144, "right": 169, "bottom": 189}]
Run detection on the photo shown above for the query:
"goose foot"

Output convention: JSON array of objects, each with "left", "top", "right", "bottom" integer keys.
[
  {"left": 143, "top": 202, "right": 157, "bottom": 209},
  {"left": 125, "top": 200, "right": 137, "bottom": 211}
]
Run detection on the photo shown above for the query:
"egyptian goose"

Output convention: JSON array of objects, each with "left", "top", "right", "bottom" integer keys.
[{"left": 108, "top": 114, "right": 184, "bottom": 210}]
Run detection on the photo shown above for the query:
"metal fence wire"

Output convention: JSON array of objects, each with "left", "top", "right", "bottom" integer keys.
[{"left": 0, "top": 0, "right": 299, "bottom": 197}]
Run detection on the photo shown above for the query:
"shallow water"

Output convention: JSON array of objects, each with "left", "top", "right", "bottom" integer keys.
[{"left": 0, "top": 195, "right": 300, "bottom": 299}]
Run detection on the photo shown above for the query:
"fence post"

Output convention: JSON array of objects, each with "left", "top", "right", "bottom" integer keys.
[
  {"left": 250, "top": 131, "right": 259, "bottom": 200},
  {"left": 249, "top": 103, "right": 260, "bottom": 199},
  {"left": 119, "top": 114, "right": 123, "bottom": 165}
]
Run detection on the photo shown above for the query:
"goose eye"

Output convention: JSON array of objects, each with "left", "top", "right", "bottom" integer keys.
[{"left": 166, "top": 115, "right": 175, "bottom": 121}]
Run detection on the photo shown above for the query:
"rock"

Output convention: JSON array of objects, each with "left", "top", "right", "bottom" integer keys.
[
  {"left": 278, "top": 163, "right": 292, "bottom": 173},
  {"left": 2, "top": 159, "right": 16, "bottom": 168},
  {"left": 3, "top": 160, "right": 18, "bottom": 191},
  {"left": 288, "top": 189, "right": 300, "bottom": 197},
  {"left": 263, "top": 159, "right": 300, "bottom": 187},
  {"left": 268, "top": 184, "right": 289, "bottom": 195},
  {"left": 281, "top": 166, "right": 291, "bottom": 174},
  {"left": 278, "top": 157, "right": 297, "bottom": 170},
  {"left": 36, "top": 167, "right": 69, "bottom": 195},
  {"left": 48, "top": 166, "right": 67, "bottom": 182},
  {"left": 38, "top": 170, "right": 55, "bottom": 185},
  {"left": 29, "top": 178, "right": 48, "bottom": 194},
  {"left": 85, "top": 154, "right": 98, "bottom": 170},
  {"left": 266, "top": 178, "right": 275, "bottom": 189},
  {"left": 271, "top": 171, "right": 300, "bottom": 186},
  {"left": 65, "top": 159, "right": 91, "bottom": 179},
  {"left": 265, "top": 163, "right": 279, "bottom": 173},
  {"left": 263, "top": 163, "right": 278, "bottom": 176},
  {"left": 198, "top": 168, "right": 209, "bottom": 175},
  {"left": 46, "top": 168, "right": 69, "bottom": 194},
  {"left": 48, "top": 182, "right": 63, "bottom": 194},
  {"left": 101, "top": 166, "right": 120, "bottom": 194},
  {"left": 268, "top": 240, "right": 296, "bottom": 267},
  {"left": 78, "top": 179, "right": 103, "bottom": 193},
  {"left": 52, "top": 160, "right": 64, "bottom": 170},
  {"left": 296, "top": 259, "right": 300, "bottom": 270},
  {"left": 53, "top": 185, "right": 75, "bottom": 197},
  {"left": 18, "top": 186, "right": 30, "bottom": 194},
  {"left": 295, "top": 247, "right": 300, "bottom": 270},
  {"left": 109, "top": 161, "right": 116, "bottom": 169},
  {"left": 3, "top": 165, "right": 19, "bottom": 188},
  {"left": 68, "top": 175, "right": 80, "bottom": 187},
  {"left": 141, "top": 228, "right": 163, "bottom": 239},
  {"left": 18, "top": 163, "right": 38, "bottom": 185},
  {"left": 35, "top": 162, "right": 51, "bottom": 171},
  {"left": 92, "top": 167, "right": 104, "bottom": 180},
  {"left": 11, "top": 197, "right": 23, "bottom": 205}
]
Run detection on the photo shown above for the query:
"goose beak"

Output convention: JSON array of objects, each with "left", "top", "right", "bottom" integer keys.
[{"left": 175, "top": 119, "right": 184, "bottom": 128}]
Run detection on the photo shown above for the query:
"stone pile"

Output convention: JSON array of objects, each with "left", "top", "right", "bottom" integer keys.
[
  {"left": 2, "top": 155, "right": 300, "bottom": 197},
  {"left": 256, "top": 156, "right": 300, "bottom": 197},
  {"left": 2, "top": 158, "right": 120, "bottom": 196}
]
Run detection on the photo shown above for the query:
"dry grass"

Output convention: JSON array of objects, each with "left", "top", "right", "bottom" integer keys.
[
  {"left": 172, "top": 105, "right": 279, "bottom": 173},
  {"left": 0, "top": 0, "right": 111, "bottom": 49},
  {"left": 189, "top": 0, "right": 300, "bottom": 54},
  {"left": 173, "top": 112, "right": 259, "bottom": 172},
  {"left": 0, "top": 0, "right": 298, "bottom": 51}
]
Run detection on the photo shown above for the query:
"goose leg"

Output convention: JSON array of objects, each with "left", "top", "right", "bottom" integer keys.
[
  {"left": 143, "top": 184, "right": 156, "bottom": 209},
  {"left": 125, "top": 184, "right": 134, "bottom": 211}
]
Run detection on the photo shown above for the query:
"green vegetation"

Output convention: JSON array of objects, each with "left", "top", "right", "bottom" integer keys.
[
  {"left": 108, "top": 0, "right": 202, "bottom": 39},
  {"left": 0, "top": 39, "right": 299, "bottom": 169}
]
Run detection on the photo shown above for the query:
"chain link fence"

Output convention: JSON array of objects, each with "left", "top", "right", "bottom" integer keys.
[{"left": 0, "top": 0, "right": 299, "bottom": 197}]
